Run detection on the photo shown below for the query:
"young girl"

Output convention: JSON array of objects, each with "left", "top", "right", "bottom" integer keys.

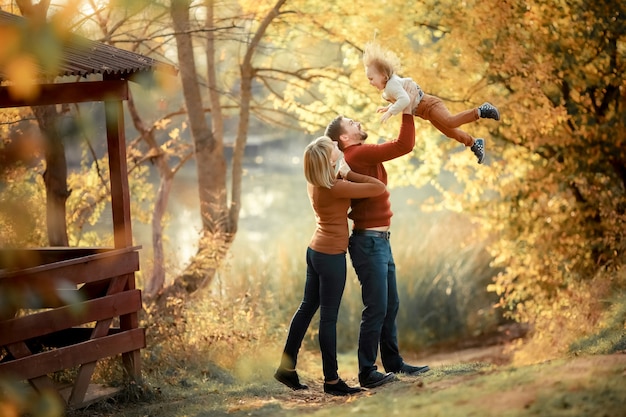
[{"left": 363, "top": 42, "right": 500, "bottom": 164}]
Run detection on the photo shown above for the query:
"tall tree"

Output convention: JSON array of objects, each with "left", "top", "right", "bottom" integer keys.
[
  {"left": 32, "top": 105, "right": 70, "bottom": 246},
  {"left": 169, "top": 0, "right": 290, "bottom": 293},
  {"left": 170, "top": 0, "right": 223, "bottom": 293},
  {"left": 15, "top": 0, "right": 71, "bottom": 246},
  {"left": 126, "top": 93, "right": 192, "bottom": 296},
  {"left": 471, "top": 0, "right": 626, "bottom": 352}
]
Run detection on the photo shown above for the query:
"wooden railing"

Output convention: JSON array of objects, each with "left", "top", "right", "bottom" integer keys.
[{"left": 0, "top": 246, "right": 144, "bottom": 408}]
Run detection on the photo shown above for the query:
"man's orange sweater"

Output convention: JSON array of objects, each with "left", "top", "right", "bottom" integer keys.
[{"left": 343, "top": 114, "right": 415, "bottom": 229}]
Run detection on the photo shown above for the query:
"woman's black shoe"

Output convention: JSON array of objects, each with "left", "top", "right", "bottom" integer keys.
[
  {"left": 274, "top": 368, "right": 308, "bottom": 390},
  {"left": 323, "top": 379, "right": 363, "bottom": 396}
]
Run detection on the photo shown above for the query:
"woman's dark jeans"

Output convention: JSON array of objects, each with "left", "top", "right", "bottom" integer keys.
[
  {"left": 280, "top": 247, "right": 346, "bottom": 381},
  {"left": 348, "top": 233, "right": 404, "bottom": 379}
]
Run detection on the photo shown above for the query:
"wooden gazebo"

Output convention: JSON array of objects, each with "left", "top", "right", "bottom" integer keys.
[{"left": 0, "top": 10, "right": 176, "bottom": 408}]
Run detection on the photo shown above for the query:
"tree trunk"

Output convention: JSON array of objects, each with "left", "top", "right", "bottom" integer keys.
[
  {"left": 19, "top": 0, "right": 68, "bottom": 247},
  {"left": 126, "top": 92, "right": 193, "bottom": 297},
  {"left": 146, "top": 174, "right": 173, "bottom": 295},
  {"left": 171, "top": 0, "right": 228, "bottom": 293},
  {"left": 205, "top": 0, "right": 224, "bottom": 146},
  {"left": 32, "top": 105, "right": 69, "bottom": 247},
  {"left": 169, "top": 0, "right": 287, "bottom": 294}
]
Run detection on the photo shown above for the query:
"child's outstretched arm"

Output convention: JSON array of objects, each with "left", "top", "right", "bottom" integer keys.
[{"left": 381, "top": 77, "right": 411, "bottom": 123}]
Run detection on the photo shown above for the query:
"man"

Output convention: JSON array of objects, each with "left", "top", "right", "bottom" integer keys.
[{"left": 324, "top": 108, "right": 430, "bottom": 389}]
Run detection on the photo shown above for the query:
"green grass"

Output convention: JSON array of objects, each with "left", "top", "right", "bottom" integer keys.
[
  {"left": 60, "top": 351, "right": 626, "bottom": 417},
  {"left": 568, "top": 294, "right": 626, "bottom": 355}
]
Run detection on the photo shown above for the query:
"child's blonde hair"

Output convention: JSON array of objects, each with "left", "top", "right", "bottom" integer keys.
[
  {"left": 363, "top": 42, "right": 403, "bottom": 80},
  {"left": 303, "top": 136, "right": 335, "bottom": 189}
]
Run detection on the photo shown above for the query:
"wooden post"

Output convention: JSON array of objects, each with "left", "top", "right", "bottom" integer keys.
[
  {"left": 103, "top": 77, "right": 142, "bottom": 383},
  {"left": 103, "top": 81, "right": 133, "bottom": 249}
]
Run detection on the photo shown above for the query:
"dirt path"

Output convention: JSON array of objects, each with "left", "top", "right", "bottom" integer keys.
[
  {"left": 235, "top": 342, "right": 514, "bottom": 412},
  {"left": 68, "top": 342, "right": 626, "bottom": 417},
  {"left": 226, "top": 345, "right": 626, "bottom": 417}
]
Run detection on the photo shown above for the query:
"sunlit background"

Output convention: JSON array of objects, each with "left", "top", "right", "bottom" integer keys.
[{"left": 1, "top": 0, "right": 625, "bottom": 415}]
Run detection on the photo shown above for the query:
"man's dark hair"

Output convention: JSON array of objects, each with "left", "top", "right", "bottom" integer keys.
[{"left": 324, "top": 115, "right": 344, "bottom": 143}]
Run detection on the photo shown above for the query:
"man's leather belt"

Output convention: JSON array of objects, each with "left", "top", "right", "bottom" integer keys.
[{"left": 352, "top": 230, "right": 391, "bottom": 240}]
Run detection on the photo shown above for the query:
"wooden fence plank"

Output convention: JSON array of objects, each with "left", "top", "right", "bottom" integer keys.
[
  {"left": 0, "top": 329, "right": 145, "bottom": 380},
  {"left": 0, "top": 290, "right": 142, "bottom": 345},
  {"left": 0, "top": 248, "right": 109, "bottom": 270},
  {"left": 0, "top": 251, "right": 139, "bottom": 288},
  {"left": 0, "top": 247, "right": 140, "bottom": 280},
  {"left": 5, "top": 343, "right": 62, "bottom": 400}
]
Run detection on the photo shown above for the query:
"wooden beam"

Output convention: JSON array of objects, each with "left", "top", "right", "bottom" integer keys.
[
  {"left": 69, "top": 362, "right": 98, "bottom": 407},
  {"left": 0, "top": 247, "right": 109, "bottom": 270},
  {"left": 5, "top": 343, "right": 64, "bottom": 403},
  {"left": 0, "top": 290, "right": 142, "bottom": 346},
  {"left": 0, "top": 250, "right": 139, "bottom": 289},
  {"left": 0, "top": 81, "right": 128, "bottom": 108},
  {"left": 0, "top": 328, "right": 145, "bottom": 380},
  {"left": 60, "top": 384, "right": 121, "bottom": 409},
  {"left": 104, "top": 96, "right": 133, "bottom": 249},
  {"left": 0, "top": 247, "right": 140, "bottom": 280}
]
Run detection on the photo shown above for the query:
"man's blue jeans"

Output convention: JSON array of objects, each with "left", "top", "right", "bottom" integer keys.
[{"left": 349, "top": 232, "right": 404, "bottom": 379}]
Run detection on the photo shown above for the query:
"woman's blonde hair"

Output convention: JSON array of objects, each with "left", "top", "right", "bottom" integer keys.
[
  {"left": 303, "top": 136, "right": 335, "bottom": 189},
  {"left": 362, "top": 42, "right": 402, "bottom": 80}
]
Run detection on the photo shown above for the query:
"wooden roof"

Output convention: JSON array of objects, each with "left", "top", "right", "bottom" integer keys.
[
  {"left": 0, "top": 10, "right": 177, "bottom": 82},
  {"left": 0, "top": 9, "right": 178, "bottom": 249}
]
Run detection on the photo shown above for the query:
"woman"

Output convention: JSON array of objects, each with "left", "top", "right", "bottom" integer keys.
[{"left": 274, "top": 136, "right": 386, "bottom": 396}]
